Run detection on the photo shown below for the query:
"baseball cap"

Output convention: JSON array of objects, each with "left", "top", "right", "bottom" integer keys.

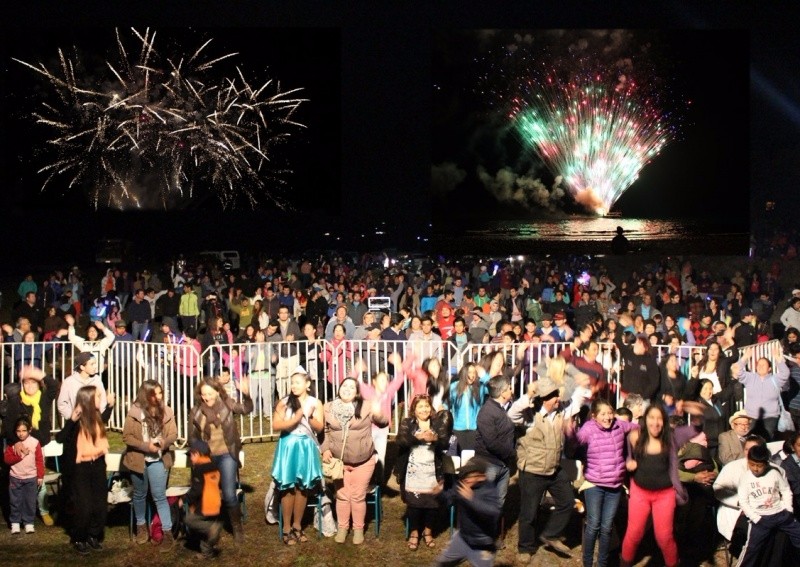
[{"left": 73, "top": 352, "right": 95, "bottom": 369}]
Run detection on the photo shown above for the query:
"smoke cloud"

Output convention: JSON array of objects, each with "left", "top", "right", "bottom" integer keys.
[
  {"left": 477, "top": 166, "right": 565, "bottom": 211},
  {"left": 431, "top": 162, "right": 467, "bottom": 194}
]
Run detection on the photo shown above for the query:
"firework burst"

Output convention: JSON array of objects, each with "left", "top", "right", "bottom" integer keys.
[
  {"left": 14, "top": 28, "right": 307, "bottom": 210},
  {"left": 501, "top": 36, "right": 681, "bottom": 215}
]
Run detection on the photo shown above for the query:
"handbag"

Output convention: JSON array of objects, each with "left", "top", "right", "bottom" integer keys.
[
  {"left": 771, "top": 377, "right": 795, "bottom": 433},
  {"left": 322, "top": 424, "right": 348, "bottom": 481}
]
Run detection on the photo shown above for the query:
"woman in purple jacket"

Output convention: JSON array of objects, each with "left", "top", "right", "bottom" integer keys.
[{"left": 575, "top": 399, "right": 638, "bottom": 567}]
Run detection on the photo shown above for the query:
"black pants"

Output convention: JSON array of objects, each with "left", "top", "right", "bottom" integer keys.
[
  {"left": 72, "top": 459, "right": 107, "bottom": 543},
  {"left": 407, "top": 506, "right": 437, "bottom": 536},
  {"left": 517, "top": 467, "right": 574, "bottom": 553}
]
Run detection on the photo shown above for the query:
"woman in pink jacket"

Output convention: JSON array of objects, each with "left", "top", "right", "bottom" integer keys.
[{"left": 574, "top": 399, "right": 638, "bottom": 567}]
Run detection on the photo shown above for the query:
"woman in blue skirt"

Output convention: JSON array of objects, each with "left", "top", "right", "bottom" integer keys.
[{"left": 271, "top": 367, "right": 324, "bottom": 545}]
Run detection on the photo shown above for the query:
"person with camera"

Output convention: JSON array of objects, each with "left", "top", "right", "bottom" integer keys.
[{"left": 122, "top": 380, "right": 178, "bottom": 549}]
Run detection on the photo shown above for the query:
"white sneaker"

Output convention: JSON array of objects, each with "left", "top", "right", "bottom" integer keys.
[
  {"left": 11, "top": 523, "right": 20, "bottom": 534},
  {"left": 25, "top": 524, "right": 35, "bottom": 534}
]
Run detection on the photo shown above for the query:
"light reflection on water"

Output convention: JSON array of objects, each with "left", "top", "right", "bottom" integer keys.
[{"left": 465, "top": 218, "right": 732, "bottom": 241}]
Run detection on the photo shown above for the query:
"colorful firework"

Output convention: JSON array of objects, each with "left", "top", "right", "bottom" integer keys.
[
  {"left": 14, "top": 28, "right": 307, "bottom": 210},
  {"left": 508, "top": 52, "right": 679, "bottom": 215}
]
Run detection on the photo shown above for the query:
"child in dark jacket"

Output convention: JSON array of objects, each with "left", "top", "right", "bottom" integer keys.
[
  {"left": 181, "top": 440, "right": 223, "bottom": 559},
  {"left": 435, "top": 456, "right": 501, "bottom": 567}
]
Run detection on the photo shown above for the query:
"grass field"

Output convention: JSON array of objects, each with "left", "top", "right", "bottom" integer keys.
[{"left": 1, "top": 431, "right": 734, "bottom": 567}]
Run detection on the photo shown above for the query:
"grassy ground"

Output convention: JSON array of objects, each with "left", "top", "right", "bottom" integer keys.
[{"left": 1, "top": 433, "right": 729, "bottom": 567}]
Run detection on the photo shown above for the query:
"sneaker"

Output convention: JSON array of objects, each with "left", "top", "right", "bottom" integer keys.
[
  {"left": 135, "top": 525, "right": 149, "bottom": 544},
  {"left": 87, "top": 536, "right": 103, "bottom": 551},
  {"left": 24, "top": 524, "right": 35, "bottom": 534},
  {"left": 11, "top": 523, "right": 20, "bottom": 535},
  {"left": 41, "top": 513, "right": 54, "bottom": 527},
  {"left": 539, "top": 535, "right": 572, "bottom": 557},
  {"left": 73, "top": 541, "right": 91, "bottom": 556}
]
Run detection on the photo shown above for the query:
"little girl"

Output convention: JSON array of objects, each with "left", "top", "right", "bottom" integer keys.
[
  {"left": 574, "top": 399, "right": 638, "bottom": 567},
  {"left": 4, "top": 417, "right": 44, "bottom": 534}
]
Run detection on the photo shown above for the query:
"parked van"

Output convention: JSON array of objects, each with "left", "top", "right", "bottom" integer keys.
[{"left": 198, "top": 250, "right": 241, "bottom": 270}]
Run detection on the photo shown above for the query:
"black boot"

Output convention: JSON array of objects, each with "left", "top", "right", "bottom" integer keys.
[{"left": 228, "top": 505, "right": 244, "bottom": 544}]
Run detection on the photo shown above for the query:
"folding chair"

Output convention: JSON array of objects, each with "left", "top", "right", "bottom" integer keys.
[
  {"left": 42, "top": 440, "right": 63, "bottom": 493},
  {"left": 238, "top": 450, "right": 246, "bottom": 520},
  {"left": 275, "top": 481, "right": 324, "bottom": 541},
  {"left": 366, "top": 483, "right": 382, "bottom": 536},
  {"left": 106, "top": 452, "right": 134, "bottom": 539}
]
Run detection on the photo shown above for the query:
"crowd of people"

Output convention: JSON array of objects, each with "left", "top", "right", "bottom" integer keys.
[{"left": 3, "top": 253, "right": 800, "bottom": 565}]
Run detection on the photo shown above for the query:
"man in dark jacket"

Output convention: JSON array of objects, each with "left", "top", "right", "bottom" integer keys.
[{"left": 474, "top": 375, "right": 515, "bottom": 546}]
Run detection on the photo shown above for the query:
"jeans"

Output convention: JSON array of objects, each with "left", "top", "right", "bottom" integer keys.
[
  {"left": 582, "top": 486, "right": 622, "bottom": 567},
  {"left": 435, "top": 531, "right": 496, "bottom": 567},
  {"left": 9, "top": 476, "right": 37, "bottom": 525},
  {"left": 131, "top": 460, "right": 172, "bottom": 531},
  {"left": 250, "top": 370, "right": 273, "bottom": 416},
  {"left": 486, "top": 463, "right": 510, "bottom": 508},
  {"left": 132, "top": 320, "right": 151, "bottom": 341},
  {"left": 211, "top": 452, "right": 240, "bottom": 508}
]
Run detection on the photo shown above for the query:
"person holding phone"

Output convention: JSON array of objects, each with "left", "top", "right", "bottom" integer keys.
[{"left": 122, "top": 380, "right": 178, "bottom": 549}]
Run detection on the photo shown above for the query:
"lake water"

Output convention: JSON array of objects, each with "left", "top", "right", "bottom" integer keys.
[{"left": 433, "top": 217, "right": 750, "bottom": 256}]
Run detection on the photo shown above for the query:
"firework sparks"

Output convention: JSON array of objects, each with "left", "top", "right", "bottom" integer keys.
[
  {"left": 498, "top": 34, "right": 681, "bottom": 215},
  {"left": 14, "top": 28, "right": 307, "bottom": 210}
]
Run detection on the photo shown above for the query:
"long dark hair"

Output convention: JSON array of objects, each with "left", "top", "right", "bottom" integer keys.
[
  {"left": 194, "top": 375, "right": 227, "bottom": 405},
  {"left": 633, "top": 403, "right": 671, "bottom": 458},
  {"left": 422, "top": 357, "right": 449, "bottom": 399},
  {"left": 135, "top": 380, "right": 165, "bottom": 436},
  {"left": 76, "top": 385, "right": 106, "bottom": 443},
  {"left": 452, "top": 362, "right": 481, "bottom": 413},
  {"left": 286, "top": 371, "right": 310, "bottom": 414}
]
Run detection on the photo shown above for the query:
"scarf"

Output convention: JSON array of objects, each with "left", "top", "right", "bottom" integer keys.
[
  {"left": 330, "top": 398, "right": 355, "bottom": 428},
  {"left": 199, "top": 401, "right": 223, "bottom": 439},
  {"left": 20, "top": 389, "right": 42, "bottom": 430}
]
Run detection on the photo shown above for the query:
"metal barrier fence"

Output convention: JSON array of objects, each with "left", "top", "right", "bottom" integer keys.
[{"left": 1, "top": 337, "right": 783, "bottom": 445}]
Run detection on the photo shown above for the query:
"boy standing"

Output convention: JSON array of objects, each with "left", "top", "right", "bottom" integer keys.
[
  {"left": 182, "top": 440, "right": 223, "bottom": 559},
  {"left": 435, "top": 456, "right": 501, "bottom": 567},
  {"left": 736, "top": 444, "right": 800, "bottom": 566}
]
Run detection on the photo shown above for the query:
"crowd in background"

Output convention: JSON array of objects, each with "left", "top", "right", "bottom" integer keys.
[{"left": 4, "top": 252, "right": 800, "bottom": 564}]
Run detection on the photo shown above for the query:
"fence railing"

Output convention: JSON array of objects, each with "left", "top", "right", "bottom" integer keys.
[{"left": 1, "top": 336, "right": 783, "bottom": 446}]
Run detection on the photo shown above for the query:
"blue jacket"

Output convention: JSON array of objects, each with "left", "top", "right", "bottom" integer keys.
[{"left": 448, "top": 374, "right": 490, "bottom": 431}]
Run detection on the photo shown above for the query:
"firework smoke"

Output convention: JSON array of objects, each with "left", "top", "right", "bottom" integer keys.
[{"left": 14, "top": 28, "right": 307, "bottom": 210}]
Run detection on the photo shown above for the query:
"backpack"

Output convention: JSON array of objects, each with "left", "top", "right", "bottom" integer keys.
[{"left": 149, "top": 496, "right": 184, "bottom": 542}]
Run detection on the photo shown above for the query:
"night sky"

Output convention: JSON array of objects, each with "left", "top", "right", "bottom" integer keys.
[{"left": 1, "top": 2, "right": 799, "bottom": 266}]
